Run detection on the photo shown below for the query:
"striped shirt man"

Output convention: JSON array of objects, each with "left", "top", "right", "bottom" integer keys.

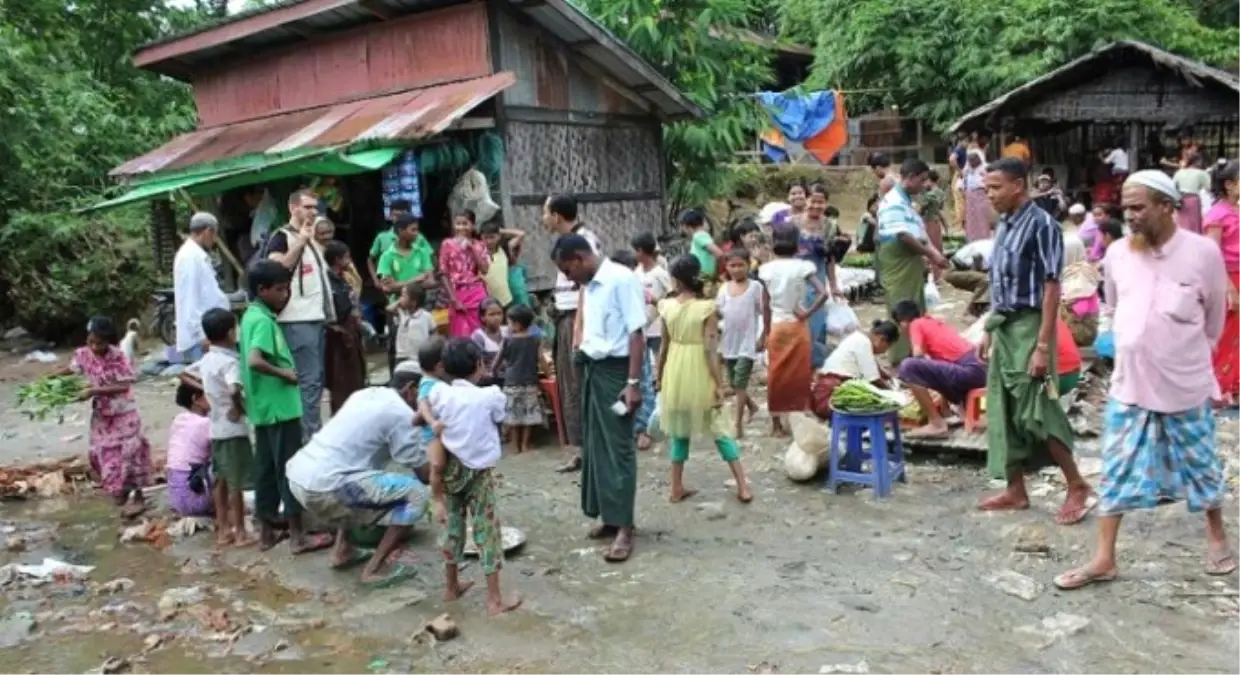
[
  {"left": 876, "top": 185, "right": 926, "bottom": 244},
  {"left": 989, "top": 199, "right": 1064, "bottom": 312}
]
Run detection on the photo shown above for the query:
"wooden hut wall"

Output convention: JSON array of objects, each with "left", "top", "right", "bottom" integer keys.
[
  {"left": 1025, "top": 66, "right": 1237, "bottom": 125},
  {"left": 490, "top": 0, "right": 669, "bottom": 291},
  {"left": 501, "top": 120, "right": 665, "bottom": 291}
]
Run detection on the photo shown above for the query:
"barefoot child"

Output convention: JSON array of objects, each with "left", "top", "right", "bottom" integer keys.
[
  {"left": 60, "top": 316, "right": 152, "bottom": 519},
  {"left": 716, "top": 249, "right": 766, "bottom": 438},
  {"left": 758, "top": 226, "right": 830, "bottom": 436},
  {"left": 429, "top": 339, "right": 522, "bottom": 616},
  {"left": 166, "top": 383, "right": 214, "bottom": 518},
  {"left": 493, "top": 304, "right": 547, "bottom": 453},
  {"left": 656, "top": 256, "right": 753, "bottom": 503},
  {"left": 241, "top": 260, "right": 333, "bottom": 554},
  {"left": 186, "top": 307, "right": 257, "bottom": 547}
]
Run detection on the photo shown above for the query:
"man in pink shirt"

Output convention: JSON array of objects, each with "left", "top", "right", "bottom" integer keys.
[{"left": 1056, "top": 170, "right": 1236, "bottom": 590}]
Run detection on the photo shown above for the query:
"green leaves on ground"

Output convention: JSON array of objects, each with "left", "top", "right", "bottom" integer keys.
[{"left": 17, "top": 375, "right": 88, "bottom": 423}]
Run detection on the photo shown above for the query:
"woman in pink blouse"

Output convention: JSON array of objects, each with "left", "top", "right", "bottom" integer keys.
[
  {"left": 1204, "top": 159, "right": 1239, "bottom": 401},
  {"left": 438, "top": 210, "right": 492, "bottom": 338}
]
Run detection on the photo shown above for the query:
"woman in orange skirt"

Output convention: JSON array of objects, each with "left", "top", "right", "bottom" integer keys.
[
  {"left": 757, "top": 226, "right": 830, "bottom": 436},
  {"left": 1205, "top": 160, "right": 1239, "bottom": 402}
]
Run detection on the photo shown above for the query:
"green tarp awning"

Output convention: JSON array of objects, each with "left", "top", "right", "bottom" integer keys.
[{"left": 82, "top": 146, "right": 403, "bottom": 213}]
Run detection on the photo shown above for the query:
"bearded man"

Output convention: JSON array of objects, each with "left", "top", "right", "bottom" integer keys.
[
  {"left": 977, "top": 158, "right": 1093, "bottom": 526},
  {"left": 1055, "top": 170, "right": 1236, "bottom": 589}
]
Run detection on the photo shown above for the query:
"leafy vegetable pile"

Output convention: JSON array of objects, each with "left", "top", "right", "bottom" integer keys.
[
  {"left": 899, "top": 401, "right": 923, "bottom": 422},
  {"left": 16, "top": 375, "right": 86, "bottom": 422},
  {"left": 840, "top": 252, "right": 873, "bottom": 268},
  {"left": 830, "top": 380, "right": 899, "bottom": 414}
]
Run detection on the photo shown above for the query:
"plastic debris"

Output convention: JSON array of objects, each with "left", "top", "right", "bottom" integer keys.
[
  {"left": 23, "top": 350, "right": 58, "bottom": 364},
  {"left": 0, "top": 558, "right": 94, "bottom": 586}
]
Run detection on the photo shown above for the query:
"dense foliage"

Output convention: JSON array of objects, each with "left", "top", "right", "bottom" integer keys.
[
  {"left": 780, "top": 0, "right": 1240, "bottom": 131},
  {"left": 574, "top": 0, "right": 776, "bottom": 216}
]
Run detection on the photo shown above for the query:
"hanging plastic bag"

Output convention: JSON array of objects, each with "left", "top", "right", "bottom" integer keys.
[
  {"left": 449, "top": 168, "right": 500, "bottom": 224},
  {"left": 824, "top": 302, "right": 860, "bottom": 337},
  {"left": 924, "top": 278, "right": 942, "bottom": 309},
  {"left": 250, "top": 189, "right": 278, "bottom": 247}
]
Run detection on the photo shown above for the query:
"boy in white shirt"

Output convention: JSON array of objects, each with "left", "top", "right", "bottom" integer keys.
[
  {"left": 428, "top": 338, "right": 521, "bottom": 616},
  {"left": 183, "top": 308, "right": 256, "bottom": 548},
  {"left": 387, "top": 283, "right": 436, "bottom": 372}
]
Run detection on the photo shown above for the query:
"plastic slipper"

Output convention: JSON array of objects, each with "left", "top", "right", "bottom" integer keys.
[
  {"left": 362, "top": 563, "right": 418, "bottom": 590},
  {"left": 603, "top": 539, "right": 633, "bottom": 563},
  {"left": 1205, "top": 552, "right": 1238, "bottom": 576},
  {"left": 291, "top": 532, "right": 335, "bottom": 555},
  {"left": 1053, "top": 566, "right": 1118, "bottom": 590},
  {"left": 330, "top": 548, "right": 374, "bottom": 571}
]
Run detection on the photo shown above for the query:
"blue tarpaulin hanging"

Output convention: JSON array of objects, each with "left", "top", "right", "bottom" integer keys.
[{"left": 756, "top": 90, "right": 847, "bottom": 164}]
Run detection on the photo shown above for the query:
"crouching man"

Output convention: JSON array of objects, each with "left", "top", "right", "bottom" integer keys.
[{"left": 285, "top": 370, "right": 430, "bottom": 589}]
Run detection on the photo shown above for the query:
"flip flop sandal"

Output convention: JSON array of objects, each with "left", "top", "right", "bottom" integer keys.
[
  {"left": 1205, "top": 552, "right": 1238, "bottom": 576},
  {"left": 1053, "top": 566, "right": 1118, "bottom": 590},
  {"left": 1055, "top": 497, "right": 1097, "bottom": 526},
  {"left": 362, "top": 563, "right": 418, "bottom": 590},
  {"left": 259, "top": 530, "right": 291, "bottom": 552},
  {"left": 603, "top": 540, "right": 633, "bottom": 563},
  {"left": 291, "top": 532, "right": 336, "bottom": 555},
  {"left": 330, "top": 548, "right": 375, "bottom": 571}
]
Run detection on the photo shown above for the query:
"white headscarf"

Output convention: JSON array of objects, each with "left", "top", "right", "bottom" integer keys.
[{"left": 1123, "top": 170, "right": 1181, "bottom": 205}]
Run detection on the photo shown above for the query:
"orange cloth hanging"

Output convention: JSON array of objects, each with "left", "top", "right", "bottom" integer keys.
[{"left": 803, "top": 91, "right": 848, "bottom": 164}]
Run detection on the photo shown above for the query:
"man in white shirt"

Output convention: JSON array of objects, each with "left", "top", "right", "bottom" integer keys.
[
  {"left": 173, "top": 212, "right": 232, "bottom": 363},
  {"left": 1104, "top": 142, "right": 1130, "bottom": 177},
  {"left": 266, "top": 189, "right": 335, "bottom": 441},
  {"left": 542, "top": 194, "right": 602, "bottom": 473},
  {"left": 285, "top": 372, "right": 430, "bottom": 587},
  {"left": 553, "top": 234, "right": 647, "bottom": 563}
]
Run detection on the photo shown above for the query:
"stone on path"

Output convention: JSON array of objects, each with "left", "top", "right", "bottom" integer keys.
[
  {"left": 985, "top": 569, "right": 1041, "bottom": 601},
  {"left": 424, "top": 613, "right": 458, "bottom": 641}
]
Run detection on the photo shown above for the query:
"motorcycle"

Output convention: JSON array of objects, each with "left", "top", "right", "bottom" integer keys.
[{"left": 152, "top": 289, "right": 177, "bottom": 346}]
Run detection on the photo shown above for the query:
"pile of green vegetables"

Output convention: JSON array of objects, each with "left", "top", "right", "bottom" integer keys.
[
  {"left": 830, "top": 380, "right": 899, "bottom": 414},
  {"left": 899, "top": 401, "right": 923, "bottom": 422},
  {"left": 841, "top": 252, "right": 873, "bottom": 268},
  {"left": 16, "top": 375, "right": 87, "bottom": 422}
]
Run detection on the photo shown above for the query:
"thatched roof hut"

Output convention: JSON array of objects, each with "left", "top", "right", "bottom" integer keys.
[{"left": 950, "top": 40, "right": 1238, "bottom": 132}]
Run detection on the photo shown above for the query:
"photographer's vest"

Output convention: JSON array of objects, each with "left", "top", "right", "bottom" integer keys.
[{"left": 274, "top": 227, "right": 336, "bottom": 324}]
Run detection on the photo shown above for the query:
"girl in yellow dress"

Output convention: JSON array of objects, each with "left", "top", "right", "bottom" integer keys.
[{"left": 655, "top": 255, "right": 753, "bottom": 504}]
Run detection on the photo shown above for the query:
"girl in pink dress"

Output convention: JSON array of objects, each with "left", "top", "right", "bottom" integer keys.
[
  {"left": 438, "top": 210, "right": 492, "bottom": 338},
  {"left": 64, "top": 317, "right": 152, "bottom": 518}
]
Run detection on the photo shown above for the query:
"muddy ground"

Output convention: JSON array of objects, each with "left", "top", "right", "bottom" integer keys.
[{"left": 1, "top": 287, "right": 1238, "bottom": 674}]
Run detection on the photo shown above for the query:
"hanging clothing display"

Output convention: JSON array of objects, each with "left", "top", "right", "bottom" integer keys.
[{"left": 381, "top": 149, "right": 424, "bottom": 219}]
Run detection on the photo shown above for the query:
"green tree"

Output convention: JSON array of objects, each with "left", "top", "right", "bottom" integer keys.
[
  {"left": 787, "top": 0, "right": 1239, "bottom": 131},
  {"left": 574, "top": 0, "right": 775, "bottom": 215}
]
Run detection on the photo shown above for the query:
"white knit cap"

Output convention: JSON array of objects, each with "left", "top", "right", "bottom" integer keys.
[
  {"left": 1123, "top": 170, "right": 1181, "bottom": 203},
  {"left": 1068, "top": 203, "right": 1086, "bottom": 216}
]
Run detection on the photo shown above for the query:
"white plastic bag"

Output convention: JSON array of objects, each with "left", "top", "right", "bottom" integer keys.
[
  {"left": 824, "top": 302, "right": 860, "bottom": 337},
  {"left": 449, "top": 169, "right": 500, "bottom": 224},
  {"left": 783, "top": 442, "right": 818, "bottom": 482},
  {"left": 924, "top": 279, "right": 942, "bottom": 309},
  {"left": 789, "top": 411, "right": 829, "bottom": 462}
]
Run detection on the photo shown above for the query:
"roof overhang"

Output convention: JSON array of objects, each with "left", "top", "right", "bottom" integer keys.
[
  {"left": 133, "top": 0, "right": 703, "bottom": 121},
  {"left": 109, "top": 71, "right": 513, "bottom": 182},
  {"left": 949, "top": 40, "right": 1240, "bottom": 133}
]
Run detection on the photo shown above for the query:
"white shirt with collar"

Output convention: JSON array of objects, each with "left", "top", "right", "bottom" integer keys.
[
  {"left": 552, "top": 225, "right": 602, "bottom": 311},
  {"left": 578, "top": 258, "right": 647, "bottom": 360},
  {"left": 429, "top": 379, "right": 506, "bottom": 470},
  {"left": 173, "top": 238, "right": 230, "bottom": 352}
]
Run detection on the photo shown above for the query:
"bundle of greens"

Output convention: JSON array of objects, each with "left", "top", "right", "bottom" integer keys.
[
  {"left": 830, "top": 380, "right": 899, "bottom": 414},
  {"left": 16, "top": 375, "right": 87, "bottom": 422},
  {"left": 840, "top": 252, "right": 873, "bottom": 268}
]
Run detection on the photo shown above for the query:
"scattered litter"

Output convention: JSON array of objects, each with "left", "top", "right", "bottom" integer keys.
[
  {"left": 748, "top": 661, "right": 778, "bottom": 673},
  {"left": 167, "top": 517, "right": 213, "bottom": 538},
  {"left": 1016, "top": 612, "right": 1091, "bottom": 647},
  {"left": 0, "top": 457, "right": 92, "bottom": 500},
  {"left": 23, "top": 350, "right": 58, "bottom": 364},
  {"left": 368, "top": 658, "right": 390, "bottom": 672},
  {"left": 95, "top": 578, "right": 135, "bottom": 595},
  {"left": 119, "top": 519, "right": 171, "bottom": 548},
  {"left": 157, "top": 586, "right": 207, "bottom": 620},
  {"left": 96, "top": 656, "right": 129, "bottom": 674},
  {"left": 0, "top": 558, "right": 94, "bottom": 586},
  {"left": 819, "top": 659, "right": 869, "bottom": 674}
]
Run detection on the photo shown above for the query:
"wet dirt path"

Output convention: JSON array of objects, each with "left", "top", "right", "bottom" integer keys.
[{"left": 2, "top": 291, "right": 1237, "bottom": 673}]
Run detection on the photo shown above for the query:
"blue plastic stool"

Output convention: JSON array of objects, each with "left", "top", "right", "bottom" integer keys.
[{"left": 825, "top": 410, "right": 906, "bottom": 498}]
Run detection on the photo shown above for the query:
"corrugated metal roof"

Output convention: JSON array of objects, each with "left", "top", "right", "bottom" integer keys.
[
  {"left": 131, "top": 0, "right": 702, "bottom": 121},
  {"left": 110, "top": 71, "right": 514, "bottom": 179}
]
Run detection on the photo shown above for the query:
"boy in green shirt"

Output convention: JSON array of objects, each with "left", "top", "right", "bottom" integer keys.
[
  {"left": 680, "top": 208, "right": 724, "bottom": 294},
  {"left": 241, "top": 260, "right": 332, "bottom": 554},
  {"left": 367, "top": 198, "right": 411, "bottom": 287},
  {"left": 378, "top": 213, "right": 436, "bottom": 374}
]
